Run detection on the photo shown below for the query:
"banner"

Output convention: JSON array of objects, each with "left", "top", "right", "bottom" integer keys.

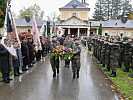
[
  {"left": 1, "top": 3, "right": 17, "bottom": 57},
  {"left": 32, "top": 16, "right": 42, "bottom": 51}
]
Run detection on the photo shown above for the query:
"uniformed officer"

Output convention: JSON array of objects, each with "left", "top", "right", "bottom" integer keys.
[
  {"left": 50, "top": 35, "right": 60, "bottom": 77},
  {"left": 72, "top": 37, "right": 81, "bottom": 79},
  {"left": 63, "top": 35, "right": 74, "bottom": 68}
]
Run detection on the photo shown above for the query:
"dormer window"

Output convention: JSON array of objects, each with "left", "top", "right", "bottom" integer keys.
[
  {"left": 72, "top": 13, "right": 76, "bottom": 16},
  {"left": 72, "top": 3, "right": 77, "bottom": 8}
]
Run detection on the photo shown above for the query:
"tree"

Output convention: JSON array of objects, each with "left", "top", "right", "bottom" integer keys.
[
  {"left": 18, "top": 4, "right": 44, "bottom": 19},
  {"left": 0, "top": 0, "right": 7, "bottom": 28},
  {"left": 56, "top": 15, "right": 60, "bottom": 21},
  {"left": 98, "top": 24, "right": 102, "bottom": 35},
  {"left": 93, "top": 0, "right": 132, "bottom": 21}
]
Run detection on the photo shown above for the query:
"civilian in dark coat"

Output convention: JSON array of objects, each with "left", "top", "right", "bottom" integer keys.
[
  {"left": 21, "top": 37, "right": 29, "bottom": 71},
  {"left": 27, "top": 37, "right": 35, "bottom": 66},
  {"left": 0, "top": 38, "right": 10, "bottom": 83}
]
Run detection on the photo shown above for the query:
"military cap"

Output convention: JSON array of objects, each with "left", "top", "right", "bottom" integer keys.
[
  {"left": 52, "top": 34, "right": 57, "bottom": 38},
  {"left": 66, "top": 34, "right": 71, "bottom": 37},
  {"left": 62, "top": 34, "right": 65, "bottom": 37},
  {"left": 22, "top": 37, "right": 26, "bottom": 40},
  {"left": 74, "top": 37, "right": 80, "bottom": 41}
]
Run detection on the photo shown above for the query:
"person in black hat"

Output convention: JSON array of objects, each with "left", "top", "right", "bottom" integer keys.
[
  {"left": 27, "top": 37, "right": 35, "bottom": 66},
  {"left": 59, "top": 34, "right": 65, "bottom": 45},
  {"left": 21, "top": 37, "right": 30, "bottom": 71}
]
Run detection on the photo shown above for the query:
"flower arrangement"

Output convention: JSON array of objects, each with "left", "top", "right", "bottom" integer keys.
[{"left": 51, "top": 45, "right": 73, "bottom": 60}]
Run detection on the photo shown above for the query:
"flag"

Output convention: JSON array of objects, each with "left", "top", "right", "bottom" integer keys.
[
  {"left": 1, "top": 2, "right": 17, "bottom": 57},
  {"left": 39, "top": 22, "right": 46, "bottom": 38},
  {"left": 32, "top": 16, "right": 42, "bottom": 51}
]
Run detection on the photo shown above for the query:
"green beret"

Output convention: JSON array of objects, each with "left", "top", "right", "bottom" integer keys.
[
  {"left": 52, "top": 35, "right": 57, "bottom": 38},
  {"left": 74, "top": 37, "right": 80, "bottom": 41}
]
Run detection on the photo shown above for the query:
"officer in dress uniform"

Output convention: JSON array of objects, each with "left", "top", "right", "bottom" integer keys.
[
  {"left": 72, "top": 37, "right": 81, "bottom": 79},
  {"left": 50, "top": 35, "right": 60, "bottom": 77}
]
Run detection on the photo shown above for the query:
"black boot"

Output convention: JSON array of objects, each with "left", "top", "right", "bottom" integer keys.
[
  {"left": 73, "top": 73, "right": 76, "bottom": 79},
  {"left": 57, "top": 68, "right": 59, "bottom": 75},
  {"left": 53, "top": 71, "right": 56, "bottom": 77},
  {"left": 123, "top": 68, "right": 129, "bottom": 72},
  {"left": 77, "top": 71, "right": 79, "bottom": 78},
  {"left": 109, "top": 72, "right": 116, "bottom": 77}
]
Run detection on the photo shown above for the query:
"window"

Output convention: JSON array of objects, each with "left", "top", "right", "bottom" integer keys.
[{"left": 72, "top": 13, "right": 76, "bottom": 16}]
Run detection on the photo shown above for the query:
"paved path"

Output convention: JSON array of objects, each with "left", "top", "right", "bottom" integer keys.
[{"left": 0, "top": 46, "right": 122, "bottom": 100}]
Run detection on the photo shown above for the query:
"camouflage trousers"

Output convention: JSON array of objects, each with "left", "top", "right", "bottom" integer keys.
[
  {"left": 110, "top": 58, "right": 117, "bottom": 72},
  {"left": 50, "top": 56, "right": 59, "bottom": 72},
  {"left": 72, "top": 59, "right": 80, "bottom": 73},
  {"left": 101, "top": 53, "right": 105, "bottom": 64}
]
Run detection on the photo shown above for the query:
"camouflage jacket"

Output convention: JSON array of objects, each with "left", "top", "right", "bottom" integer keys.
[{"left": 72, "top": 43, "right": 81, "bottom": 60}]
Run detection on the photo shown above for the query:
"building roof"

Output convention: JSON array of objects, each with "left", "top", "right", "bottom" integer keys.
[
  {"left": 15, "top": 19, "right": 45, "bottom": 27},
  {"left": 59, "top": 0, "right": 89, "bottom": 10},
  {"left": 90, "top": 20, "right": 133, "bottom": 28}
]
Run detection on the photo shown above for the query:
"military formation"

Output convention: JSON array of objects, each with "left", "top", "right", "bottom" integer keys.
[
  {"left": 87, "top": 35, "right": 133, "bottom": 77},
  {"left": 49, "top": 34, "right": 81, "bottom": 79}
]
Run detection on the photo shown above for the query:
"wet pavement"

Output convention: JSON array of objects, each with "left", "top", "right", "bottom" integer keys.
[{"left": 0, "top": 45, "right": 122, "bottom": 100}]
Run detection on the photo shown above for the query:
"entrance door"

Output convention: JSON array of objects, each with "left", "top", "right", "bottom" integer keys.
[{"left": 70, "top": 28, "right": 78, "bottom": 36}]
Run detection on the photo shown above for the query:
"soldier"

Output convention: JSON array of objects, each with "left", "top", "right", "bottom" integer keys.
[
  {"left": 117, "top": 40, "right": 124, "bottom": 68},
  {"left": 123, "top": 39, "right": 132, "bottom": 72},
  {"left": 104, "top": 37, "right": 111, "bottom": 72},
  {"left": 59, "top": 34, "right": 65, "bottom": 45},
  {"left": 21, "top": 37, "right": 29, "bottom": 71},
  {"left": 100, "top": 37, "right": 107, "bottom": 67},
  {"left": 63, "top": 35, "right": 74, "bottom": 68},
  {"left": 87, "top": 36, "right": 92, "bottom": 51},
  {"left": 50, "top": 35, "right": 60, "bottom": 77},
  {"left": 27, "top": 37, "right": 35, "bottom": 66},
  {"left": 108, "top": 38, "right": 120, "bottom": 77},
  {"left": 72, "top": 37, "right": 81, "bottom": 79},
  {"left": 130, "top": 42, "right": 133, "bottom": 78}
]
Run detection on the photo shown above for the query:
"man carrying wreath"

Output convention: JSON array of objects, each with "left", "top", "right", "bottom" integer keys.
[{"left": 50, "top": 35, "right": 60, "bottom": 77}]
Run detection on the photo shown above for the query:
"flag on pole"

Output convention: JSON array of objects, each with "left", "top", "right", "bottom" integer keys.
[
  {"left": 1, "top": 2, "right": 17, "bottom": 57},
  {"left": 32, "top": 16, "right": 42, "bottom": 51}
]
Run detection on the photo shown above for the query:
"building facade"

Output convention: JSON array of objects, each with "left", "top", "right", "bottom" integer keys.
[{"left": 57, "top": 0, "right": 90, "bottom": 37}]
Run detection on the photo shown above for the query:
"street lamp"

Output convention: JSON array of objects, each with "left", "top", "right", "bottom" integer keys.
[{"left": 89, "top": 22, "right": 92, "bottom": 36}]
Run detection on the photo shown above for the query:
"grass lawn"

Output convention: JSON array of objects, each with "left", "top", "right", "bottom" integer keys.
[{"left": 88, "top": 50, "right": 133, "bottom": 100}]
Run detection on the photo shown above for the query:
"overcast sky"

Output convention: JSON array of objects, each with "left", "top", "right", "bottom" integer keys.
[
  {"left": 10, "top": 0, "right": 97, "bottom": 19},
  {"left": 11, "top": 0, "right": 133, "bottom": 20}
]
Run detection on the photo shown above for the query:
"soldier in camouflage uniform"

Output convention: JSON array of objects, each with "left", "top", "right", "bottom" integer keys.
[
  {"left": 63, "top": 35, "right": 74, "bottom": 68},
  {"left": 108, "top": 38, "right": 120, "bottom": 77},
  {"left": 72, "top": 37, "right": 81, "bottom": 79},
  {"left": 87, "top": 36, "right": 92, "bottom": 51},
  {"left": 130, "top": 42, "right": 133, "bottom": 78},
  {"left": 104, "top": 38, "right": 111, "bottom": 72},
  {"left": 123, "top": 40, "right": 132, "bottom": 72},
  {"left": 50, "top": 35, "right": 60, "bottom": 77}
]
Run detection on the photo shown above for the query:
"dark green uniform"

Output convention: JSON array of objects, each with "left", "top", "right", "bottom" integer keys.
[
  {"left": 109, "top": 42, "right": 120, "bottom": 77},
  {"left": 50, "top": 40, "right": 60, "bottom": 77},
  {"left": 123, "top": 42, "right": 132, "bottom": 72},
  {"left": 72, "top": 42, "right": 81, "bottom": 78}
]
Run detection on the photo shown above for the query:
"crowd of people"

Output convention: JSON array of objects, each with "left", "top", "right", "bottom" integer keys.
[
  {"left": 0, "top": 35, "right": 50, "bottom": 83},
  {"left": 87, "top": 35, "right": 133, "bottom": 78},
  {"left": 0, "top": 34, "right": 82, "bottom": 83}
]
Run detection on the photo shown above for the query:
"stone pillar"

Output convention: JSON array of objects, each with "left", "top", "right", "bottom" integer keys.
[
  {"left": 87, "top": 28, "right": 90, "bottom": 36},
  {"left": 78, "top": 28, "right": 80, "bottom": 37},
  {"left": 68, "top": 28, "right": 70, "bottom": 34}
]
